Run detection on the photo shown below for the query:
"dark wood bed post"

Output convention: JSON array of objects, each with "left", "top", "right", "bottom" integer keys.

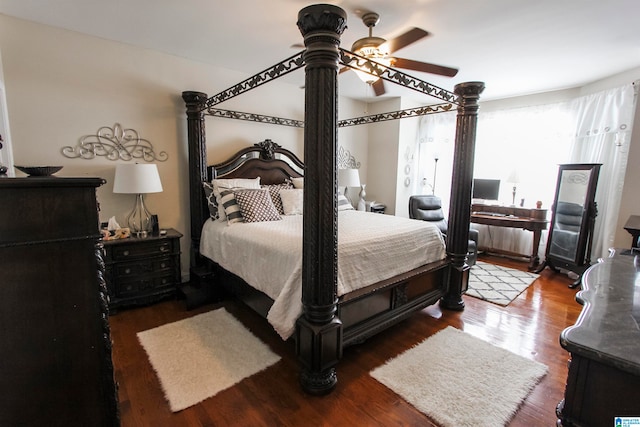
[
  {"left": 181, "top": 91, "right": 209, "bottom": 275},
  {"left": 295, "top": 4, "right": 347, "bottom": 395},
  {"left": 441, "top": 81, "right": 485, "bottom": 310}
]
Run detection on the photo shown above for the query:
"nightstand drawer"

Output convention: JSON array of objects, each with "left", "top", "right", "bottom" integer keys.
[
  {"left": 114, "top": 256, "right": 175, "bottom": 278},
  {"left": 117, "top": 274, "right": 176, "bottom": 297},
  {"left": 111, "top": 240, "right": 174, "bottom": 260}
]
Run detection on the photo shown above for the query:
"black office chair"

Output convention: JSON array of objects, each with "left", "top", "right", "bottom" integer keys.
[
  {"left": 549, "top": 201, "right": 583, "bottom": 260},
  {"left": 409, "top": 195, "right": 479, "bottom": 266}
]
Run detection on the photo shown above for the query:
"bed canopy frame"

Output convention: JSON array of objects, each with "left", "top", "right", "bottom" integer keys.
[{"left": 183, "top": 4, "right": 484, "bottom": 394}]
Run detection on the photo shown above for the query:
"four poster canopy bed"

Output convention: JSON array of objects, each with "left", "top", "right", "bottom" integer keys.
[{"left": 183, "top": 4, "right": 484, "bottom": 394}]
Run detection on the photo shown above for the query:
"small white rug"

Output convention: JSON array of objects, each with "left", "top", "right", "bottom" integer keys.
[
  {"left": 370, "top": 326, "right": 548, "bottom": 427},
  {"left": 137, "top": 308, "right": 281, "bottom": 412},
  {"left": 467, "top": 261, "right": 539, "bottom": 306}
]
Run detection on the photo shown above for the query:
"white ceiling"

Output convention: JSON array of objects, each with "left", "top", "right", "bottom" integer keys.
[{"left": 1, "top": 0, "right": 639, "bottom": 102}]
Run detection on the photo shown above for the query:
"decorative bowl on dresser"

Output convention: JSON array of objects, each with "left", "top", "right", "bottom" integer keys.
[
  {"left": 14, "top": 165, "right": 63, "bottom": 176},
  {"left": 103, "top": 228, "right": 182, "bottom": 311}
]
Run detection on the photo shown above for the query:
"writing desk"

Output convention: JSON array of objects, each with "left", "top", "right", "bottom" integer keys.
[{"left": 471, "top": 204, "right": 548, "bottom": 270}]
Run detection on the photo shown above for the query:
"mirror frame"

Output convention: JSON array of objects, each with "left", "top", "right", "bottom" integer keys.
[{"left": 538, "top": 163, "right": 601, "bottom": 287}]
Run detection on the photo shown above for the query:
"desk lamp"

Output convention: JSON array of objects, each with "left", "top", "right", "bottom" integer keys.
[
  {"left": 507, "top": 169, "right": 520, "bottom": 206},
  {"left": 113, "top": 163, "right": 163, "bottom": 237}
]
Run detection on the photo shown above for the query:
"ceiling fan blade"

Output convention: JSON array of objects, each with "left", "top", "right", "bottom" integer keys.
[
  {"left": 386, "top": 28, "right": 430, "bottom": 53},
  {"left": 339, "top": 66, "right": 351, "bottom": 74},
  {"left": 393, "top": 57, "right": 459, "bottom": 77},
  {"left": 372, "top": 79, "right": 386, "bottom": 96}
]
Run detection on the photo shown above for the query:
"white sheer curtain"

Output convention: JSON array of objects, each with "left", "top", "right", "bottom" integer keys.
[
  {"left": 415, "top": 111, "right": 456, "bottom": 210},
  {"left": 417, "top": 103, "right": 574, "bottom": 256},
  {"left": 415, "top": 83, "right": 637, "bottom": 261},
  {"left": 567, "top": 83, "right": 637, "bottom": 259}
]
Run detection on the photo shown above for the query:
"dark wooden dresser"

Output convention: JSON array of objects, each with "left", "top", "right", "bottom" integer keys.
[
  {"left": 103, "top": 228, "right": 182, "bottom": 310},
  {"left": 557, "top": 249, "right": 640, "bottom": 426},
  {"left": 0, "top": 177, "right": 119, "bottom": 426}
]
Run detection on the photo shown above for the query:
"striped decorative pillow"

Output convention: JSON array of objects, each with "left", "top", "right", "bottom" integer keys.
[
  {"left": 211, "top": 177, "right": 261, "bottom": 221},
  {"left": 219, "top": 189, "right": 244, "bottom": 224}
]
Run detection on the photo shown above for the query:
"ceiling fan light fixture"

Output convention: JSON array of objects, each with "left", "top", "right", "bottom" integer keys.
[
  {"left": 351, "top": 36, "right": 388, "bottom": 56},
  {"left": 343, "top": 10, "right": 456, "bottom": 95},
  {"left": 353, "top": 57, "right": 390, "bottom": 84},
  {"left": 352, "top": 38, "right": 390, "bottom": 84}
]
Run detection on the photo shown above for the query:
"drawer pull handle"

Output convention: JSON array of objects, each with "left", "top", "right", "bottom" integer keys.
[
  {"left": 160, "top": 263, "right": 166, "bottom": 268},
  {"left": 122, "top": 250, "right": 129, "bottom": 256},
  {"left": 160, "top": 246, "right": 169, "bottom": 253},
  {"left": 124, "top": 268, "right": 131, "bottom": 274}
]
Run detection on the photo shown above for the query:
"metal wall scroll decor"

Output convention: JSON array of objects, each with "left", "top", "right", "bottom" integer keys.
[
  {"left": 337, "top": 146, "right": 361, "bottom": 169},
  {"left": 62, "top": 123, "right": 168, "bottom": 162}
]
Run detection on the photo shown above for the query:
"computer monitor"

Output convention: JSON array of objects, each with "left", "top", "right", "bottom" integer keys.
[{"left": 472, "top": 179, "right": 501, "bottom": 201}]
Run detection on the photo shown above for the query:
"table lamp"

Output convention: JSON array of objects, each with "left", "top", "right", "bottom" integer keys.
[
  {"left": 113, "top": 163, "right": 163, "bottom": 237},
  {"left": 507, "top": 169, "right": 520, "bottom": 206},
  {"left": 338, "top": 168, "right": 360, "bottom": 207}
]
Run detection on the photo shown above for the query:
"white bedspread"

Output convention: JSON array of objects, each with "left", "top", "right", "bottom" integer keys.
[{"left": 200, "top": 210, "right": 446, "bottom": 339}]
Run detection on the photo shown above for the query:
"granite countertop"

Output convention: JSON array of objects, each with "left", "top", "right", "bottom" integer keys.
[{"left": 560, "top": 250, "right": 640, "bottom": 375}]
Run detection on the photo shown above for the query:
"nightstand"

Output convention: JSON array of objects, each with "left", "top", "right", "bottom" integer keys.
[
  {"left": 103, "top": 228, "right": 182, "bottom": 310},
  {"left": 370, "top": 204, "right": 386, "bottom": 214}
]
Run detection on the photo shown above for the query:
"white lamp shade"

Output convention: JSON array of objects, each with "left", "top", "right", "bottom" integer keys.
[
  {"left": 507, "top": 169, "right": 520, "bottom": 184},
  {"left": 338, "top": 168, "right": 361, "bottom": 188},
  {"left": 113, "top": 163, "right": 163, "bottom": 194}
]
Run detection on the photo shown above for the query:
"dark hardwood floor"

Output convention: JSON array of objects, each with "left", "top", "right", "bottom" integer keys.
[{"left": 109, "top": 254, "right": 582, "bottom": 426}]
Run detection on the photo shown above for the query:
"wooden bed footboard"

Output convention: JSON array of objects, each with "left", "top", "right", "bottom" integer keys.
[
  {"left": 207, "top": 258, "right": 448, "bottom": 348},
  {"left": 339, "top": 260, "right": 448, "bottom": 346}
]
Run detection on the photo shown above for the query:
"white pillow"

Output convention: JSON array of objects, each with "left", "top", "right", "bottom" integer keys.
[
  {"left": 338, "top": 194, "right": 354, "bottom": 211},
  {"left": 211, "top": 177, "right": 261, "bottom": 221},
  {"left": 279, "top": 189, "right": 304, "bottom": 215},
  {"left": 291, "top": 177, "right": 304, "bottom": 189}
]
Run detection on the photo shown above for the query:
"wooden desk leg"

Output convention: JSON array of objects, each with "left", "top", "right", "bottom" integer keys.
[{"left": 529, "top": 230, "right": 542, "bottom": 270}]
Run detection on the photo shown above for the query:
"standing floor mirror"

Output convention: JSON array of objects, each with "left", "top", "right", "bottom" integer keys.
[{"left": 536, "top": 163, "right": 601, "bottom": 288}]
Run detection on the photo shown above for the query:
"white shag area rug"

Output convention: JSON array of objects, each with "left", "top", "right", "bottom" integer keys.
[
  {"left": 137, "top": 308, "right": 281, "bottom": 412},
  {"left": 467, "top": 261, "right": 539, "bottom": 306},
  {"left": 370, "top": 326, "right": 548, "bottom": 427}
]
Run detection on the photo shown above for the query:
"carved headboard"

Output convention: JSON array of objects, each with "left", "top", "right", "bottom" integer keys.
[
  {"left": 208, "top": 139, "right": 304, "bottom": 185},
  {"left": 190, "top": 139, "right": 304, "bottom": 267}
]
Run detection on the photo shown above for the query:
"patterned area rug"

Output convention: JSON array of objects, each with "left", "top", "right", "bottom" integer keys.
[
  {"left": 467, "top": 261, "right": 539, "bottom": 306},
  {"left": 371, "top": 326, "right": 548, "bottom": 427}
]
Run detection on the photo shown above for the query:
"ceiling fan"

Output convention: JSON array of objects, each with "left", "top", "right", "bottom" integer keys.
[{"left": 344, "top": 12, "right": 459, "bottom": 96}]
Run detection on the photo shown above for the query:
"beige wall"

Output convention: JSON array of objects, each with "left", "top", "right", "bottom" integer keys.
[
  {"left": 0, "top": 14, "right": 369, "bottom": 280},
  {"left": 2, "top": 12, "right": 639, "bottom": 281},
  {"left": 366, "top": 98, "right": 401, "bottom": 214}
]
